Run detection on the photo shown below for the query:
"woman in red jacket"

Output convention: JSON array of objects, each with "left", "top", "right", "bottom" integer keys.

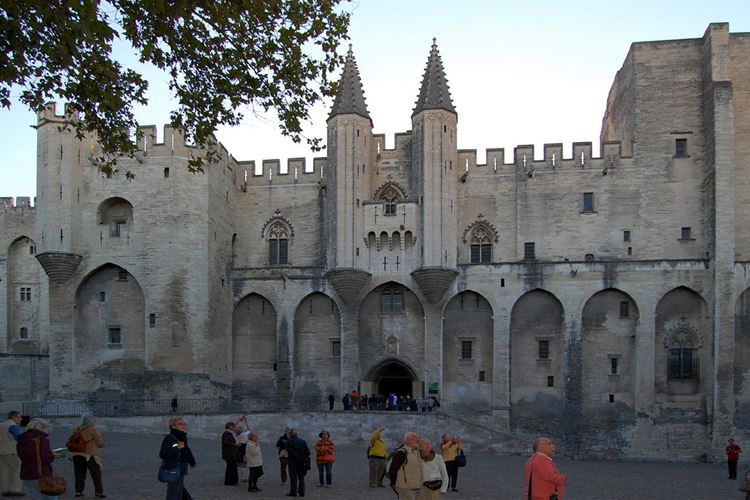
[
  {"left": 16, "top": 418, "right": 58, "bottom": 499},
  {"left": 315, "top": 431, "right": 335, "bottom": 487}
]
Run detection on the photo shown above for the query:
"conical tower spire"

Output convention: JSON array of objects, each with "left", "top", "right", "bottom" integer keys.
[
  {"left": 412, "top": 38, "right": 455, "bottom": 116},
  {"left": 328, "top": 45, "right": 371, "bottom": 122}
]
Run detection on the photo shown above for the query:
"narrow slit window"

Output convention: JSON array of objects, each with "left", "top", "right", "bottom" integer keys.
[{"left": 675, "top": 138, "right": 688, "bottom": 157}]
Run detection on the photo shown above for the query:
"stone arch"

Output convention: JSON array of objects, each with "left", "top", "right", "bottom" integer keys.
[
  {"left": 581, "top": 288, "right": 638, "bottom": 415},
  {"left": 510, "top": 289, "right": 564, "bottom": 431},
  {"left": 442, "top": 290, "right": 494, "bottom": 405},
  {"left": 391, "top": 231, "right": 401, "bottom": 251},
  {"left": 359, "top": 281, "right": 425, "bottom": 396},
  {"left": 363, "top": 357, "right": 418, "bottom": 398},
  {"left": 655, "top": 286, "right": 710, "bottom": 399},
  {"left": 73, "top": 263, "right": 145, "bottom": 372},
  {"left": 735, "top": 288, "right": 750, "bottom": 427},
  {"left": 232, "top": 293, "right": 277, "bottom": 397},
  {"left": 373, "top": 180, "right": 407, "bottom": 202},
  {"left": 293, "top": 292, "right": 342, "bottom": 397},
  {"left": 6, "top": 235, "right": 42, "bottom": 353},
  {"left": 97, "top": 197, "right": 133, "bottom": 237}
]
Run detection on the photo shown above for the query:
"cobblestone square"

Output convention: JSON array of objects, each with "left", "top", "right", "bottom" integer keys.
[{"left": 42, "top": 429, "right": 745, "bottom": 500}]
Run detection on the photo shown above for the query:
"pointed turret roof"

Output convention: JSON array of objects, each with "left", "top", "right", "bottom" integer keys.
[
  {"left": 328, "top": 45, "right": 371, "bottom": 122},
  {"left": 412, "top": 39, "right": 456, "bottom": 116}
]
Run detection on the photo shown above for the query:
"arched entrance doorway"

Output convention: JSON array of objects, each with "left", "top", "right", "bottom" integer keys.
[{"left": 364, "top": 358, "right": 418, "bottom": 398}]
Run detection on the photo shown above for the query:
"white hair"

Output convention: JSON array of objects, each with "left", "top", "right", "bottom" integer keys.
[{"left": 27, "top": 418, "right": 53, "bottom": 434}]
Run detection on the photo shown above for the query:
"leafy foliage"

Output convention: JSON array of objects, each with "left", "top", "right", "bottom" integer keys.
[{"left": 0, "top": 0, "right": 351, "bottom": 173}]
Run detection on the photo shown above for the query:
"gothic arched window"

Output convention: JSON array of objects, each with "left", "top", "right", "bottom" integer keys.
[
  {"left": 267, "top": 221, "right": 290, "bottom": 265},
  {"left": 379, "top": 186, "right": 401, "bottom": 216},
  {"left": 470, "top": 226, "right": 492, "bottom": 263},
  {"left": 667, "top": 328, "right": 698, "bottom": 380}
]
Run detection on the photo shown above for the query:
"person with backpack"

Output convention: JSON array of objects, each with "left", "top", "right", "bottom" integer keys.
[
  {"left": 285, "top": 430, "right": 310, "bottom": 497},
  {"left": 388, "top": 432, "right": 423, "bottom": 500},
  {"left": 68, "top": 415, "right": 105, "bottom": 498},
  {"left": 367, "top": 427, "right": 387, "bottom": 488},
  {"left": 16, "top": 418, "right": 58, "bottom": 500}
]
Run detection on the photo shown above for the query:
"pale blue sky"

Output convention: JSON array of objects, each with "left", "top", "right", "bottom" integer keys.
[{"left": 1, "top": 1, "right": 749, "bottom": 198}]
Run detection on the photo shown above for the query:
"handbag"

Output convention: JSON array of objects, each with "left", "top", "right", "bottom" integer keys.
[
  {"left": 158, "top": 439, "right": 182, "bottom": 483},
  {"left": 34, "top": 438, "right": 67, "bottom": 496},
  {"left": 423, "top": 479, "right": 442, "bottom": 491},
  {"left": 322, "top": 452, "right": 336, "bottom": 464},
  {"left": 455, "top": 449, "right": 467, "bottom": 467}
]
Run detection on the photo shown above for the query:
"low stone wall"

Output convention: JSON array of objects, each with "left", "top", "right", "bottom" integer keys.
[
  {"left": 50, "top": 411, "right": 525, "bottom": 454},
  {"left": 0, "top": 354, "right": 49, "bottom": 402}
]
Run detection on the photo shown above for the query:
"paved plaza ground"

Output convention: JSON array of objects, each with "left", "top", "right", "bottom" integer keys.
[{"left": 42, "top": 428, "right": 745, "bottom": 500}]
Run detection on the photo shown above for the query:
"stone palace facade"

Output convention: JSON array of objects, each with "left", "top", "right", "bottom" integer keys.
[{"left": 2, "top": 23, "right": 750, "bottom": 459}]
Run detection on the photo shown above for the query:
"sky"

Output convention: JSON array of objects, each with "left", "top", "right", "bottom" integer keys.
[{"left": 1, "top": 1, "right": 749, "bottom": 199}]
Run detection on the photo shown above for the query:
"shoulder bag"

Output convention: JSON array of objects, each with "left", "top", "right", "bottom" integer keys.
[
  {"left": 455, "top": 449, "right": 467, "bottom": 467},
  {"left": 35, "top": 438, "right": 67, "bottom": 496},
  {"left": 158, "top": 436, "right": 182, "bottom": 483}
]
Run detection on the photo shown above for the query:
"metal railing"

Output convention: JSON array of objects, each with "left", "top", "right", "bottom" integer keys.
[{"left": 441, "top": 399, "right": 510, "bottom": 434}]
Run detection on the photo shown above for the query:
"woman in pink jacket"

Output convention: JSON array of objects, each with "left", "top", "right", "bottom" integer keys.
[{"left": 523, "top": 437, "right": 567, "bottom": 500}]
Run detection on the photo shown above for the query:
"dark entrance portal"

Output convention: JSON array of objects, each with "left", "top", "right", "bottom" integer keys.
[{"left": 375, "top": 362, "right": 413, "bottom": 397}]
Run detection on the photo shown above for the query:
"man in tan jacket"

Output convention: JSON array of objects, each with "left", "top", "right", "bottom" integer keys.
[{"left": 388, "top": 432, "right": 423, "bottom": 500}]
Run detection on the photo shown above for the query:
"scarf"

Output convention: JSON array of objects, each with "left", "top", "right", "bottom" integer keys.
[{"left": 170, "top": 428, "right": 196, "bottom": 467}]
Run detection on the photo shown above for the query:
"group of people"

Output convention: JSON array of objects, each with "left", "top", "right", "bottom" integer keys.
[
  {"left": 0, "top": 410, "right": 106, "bottom": 499},
  {"left": 335, "top": 392, "right": 441, "bottom": 412}
]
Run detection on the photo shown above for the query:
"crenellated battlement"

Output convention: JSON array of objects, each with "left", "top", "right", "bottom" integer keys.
[
  {"left": 456, "top": 140, "right": 632, "bottom": 177},
  {"left": 236, "top": 156, "right": 328, "bottom": 188},
  {"left": 37, "top": 102, "right": 78, "bottom": 124},
  {"left": 0, "top": 196, "right": 35, "bottom": 209}
]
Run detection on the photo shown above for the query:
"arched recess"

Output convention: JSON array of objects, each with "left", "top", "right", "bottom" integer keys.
[
  {"left": 581, "top": 288, "right": 638, "bottom": 415},
  {"left": 232, "top": 293, "right": 277, "bottom": 397},
  {"left": 442, "top": 291, "right": 493, "bottom": 405},
  {"left": 293, "top": 292, "right": 341, "bottom": 397},
  {"left": 6, "top": 236, "right": 42, "bottom": 353},
  {"left": 358, "top": 281, "right": 425, "bottom": 396},
  {"left": 97, "top": 197, "right": 133, "bottom": 238},
  {"left": 363, "top": 357, "right": 418, "bottom": 398},
  {"left": 510, "top": 289, "right": 564, "bottom": 430},
  {"left": 654, "top": 286, "right": 710, "bottom": 402},
  {"left": 74, "top": 264, "right": 145, "bottom": 370},
  {"left": 736, "top": 288, "right": 750, "bottom": 427}
]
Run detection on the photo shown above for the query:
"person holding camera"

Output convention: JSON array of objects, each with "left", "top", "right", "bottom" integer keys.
[
  {"left": 523, "top": 437, "right": 567, "bottom": 500},
  {"left": 440, "top": 434, "right": 460, "bottom": 492}
]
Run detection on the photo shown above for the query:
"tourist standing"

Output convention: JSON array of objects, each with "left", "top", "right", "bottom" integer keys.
[
  {"left": 0, "top": 410, "right": 24, "bottom": 497},
  {"left": 328, "top": 394, "right": 335, "bottom": 411},
  {"left": 159, "top": 417, "right": 196, "bottom": 500},
  {"left": 170, "top": 398, "right": 178, "bottom": 413},
  {"left": 286, "top": 430, "right": 310, "bottom": 497},
  {"left": 388, "top": 432, "right": 423, "bottom": 500},
  {"left": 523, "top": 437, "right": 567, "bottom": 500},
  {"left": 418, "top": 437, "right": 448, "bottom": 499},
  {"left": 245, "top": 432, "right": 263, "bottom": 492},
  {"left": 276, "top": 427, "right": 291, "bottom": 485},
  {"left": 441, "top": 434, "right": 460, "bottom": 492},
  {"left": 16, "top": 418, "right": 58, "bottom": 500},
  {"left": 727, "top": 438, "right": 742, "bottom": 479},
  {"left": 69, "top": 415, "right": 106, "bottom": 498},
  {"left": 221, "top": 422, "right": 241, "bottom": 486},
  {"left": 315, "top": 431, "right": 334, "bottom": 487},
  {"left": 367, "top": 427, "right": 387, "bottom": 488}
]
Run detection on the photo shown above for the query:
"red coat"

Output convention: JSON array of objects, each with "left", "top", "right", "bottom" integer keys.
[
  {"left": 523, "top": 452, "right": 566, "bottom": 500},
  {"left": 16, "top": 429, "right": 55, "bottom": 480},
  {"left": 727, "top": 443, "right": 741, "bottom": 461}
]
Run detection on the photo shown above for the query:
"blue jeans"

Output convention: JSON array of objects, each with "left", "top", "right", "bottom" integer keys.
[
  {"left": 23, "top": 479, "right": 58, "bottom": 500},
  {"left": 317, "top": 462, "right": 332, "bottom": 485}
]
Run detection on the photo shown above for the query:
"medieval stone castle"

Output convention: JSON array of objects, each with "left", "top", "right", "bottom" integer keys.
[{"left": 1, "top": 23, "right": 749, "bottom": 459}]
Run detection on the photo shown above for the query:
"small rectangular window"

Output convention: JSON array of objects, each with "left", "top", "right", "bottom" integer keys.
[
  {"left": 681, "top": 227, "right": 692, "bottom": 240},
  {"left": 623, "top": 230, "right": 630, "bottom": 242},
  {"left": 113, "top": 220, "right": 126, "bottom": 238},
  {"left": 478, "top": 370, "right": 486, "bottom": 382},
  {"left": 331, "top": 340, "right": 341, "bottom": 358},
  {"left": 524, "top": 242, "right": 536, "bottom": 260},
  {"left": 461, "top": 340, "right": 473, "bottom": 360},
  {"left": 538, "top": 340, "right": 549, "bottom": 360},
  {"left": 19, "top": 287, "right": 31, "bottom": 302},
  {"left": 29, "top": 245, "right": 36, "bottom": 255},
  {"left": 547, "top": 376, "right": 554, "bottom": 387},
  {"left": 118, "top": 270, "right": 128, "bottom": 281},
  {"left": 675, "top": 139, "right": 688, "bottom": 157},
  {"left": 609, "top": 394, "right": 615, "bottom": 403},
  {"left": 610, "top": 357, "right": 619, "bottom": 375},
  {"left": 149, "top": 314, "right": 156, "bottom": 328},
  {"left": 500, "top": 278, "right": 505, "bottom": 287},
  {"left": 627, "top": 247, "right": 632, "bottom": 256},
  {"left": 108, "top": 327, "right": 122, "bottom": 346},
  {"left": 385, "top": 203, "right": 397, "bottom": 215},
  {"left": 393, "top": 293, "right": 403, "bottom": 314},
  {"left": 164, "top": 167, "right": 170, "bottom": 178},
  {"left": 619, "top": 301, "right": 629, "bottom": 318},
  {"left": 99, "top": 291, "right": 106, "bottom": 302},
  {"left": 20, "top": 327, "right": 29, "bottom": 340},
  {"left": 582, "top": 192, "right": 594, "bottom": 213}
]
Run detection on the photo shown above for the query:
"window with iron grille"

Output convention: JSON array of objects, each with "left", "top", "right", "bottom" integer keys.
[
  {"left": 268, "top": 221, "right": 290, "bottom": 265},
  {"left": 461, "top": 340, "right": 472, "bottom": 360},
  {"left": 582, "top": 192, "right": 594, "bottom": 213},
  {"left": 524, "top": 242, "right": 535, "bottom": 260},
  {"left": 470, "top": 226, "right": 493, "bottom": 263},
  {"left": 108, "top": 327, "right": 122, "bottom": 346},
  {"left": 538, "top": 340, "right": 550, "bottom": 359}
]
